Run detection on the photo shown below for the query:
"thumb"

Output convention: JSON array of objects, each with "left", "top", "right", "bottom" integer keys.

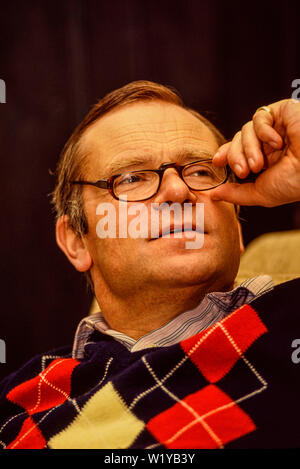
[{"left": 210, "top": 182, "right": 265, "bottom": 206}]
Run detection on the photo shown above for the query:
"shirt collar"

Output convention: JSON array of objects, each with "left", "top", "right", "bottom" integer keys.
[{"left": 72, "top": 275, "right": 274, "bottom": 359}]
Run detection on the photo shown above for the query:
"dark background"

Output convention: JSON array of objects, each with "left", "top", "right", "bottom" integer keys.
[{"left": 1, "top": 0, "right": 300, "bottom": 379}]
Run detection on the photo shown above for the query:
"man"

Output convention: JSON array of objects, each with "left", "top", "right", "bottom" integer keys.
[
  {"left": 0, "top": 81, "right": 299, "bottom": 449},
  {"left": 55, "top": 81, "right": 244, "bottom": 341}
]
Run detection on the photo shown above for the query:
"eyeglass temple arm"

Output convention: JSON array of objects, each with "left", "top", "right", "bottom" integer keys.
[{"left": 71, "top": 180, "right": 108, "bottom": 189}]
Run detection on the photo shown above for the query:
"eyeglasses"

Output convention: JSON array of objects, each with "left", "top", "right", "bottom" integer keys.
[{"left": 71, "top": 159, "right": 230, "bottom": 202}]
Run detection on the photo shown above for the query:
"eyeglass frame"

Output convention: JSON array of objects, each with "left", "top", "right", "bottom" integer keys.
[{"left": 71, "top": 159, "right": 231, "bottom": 202}]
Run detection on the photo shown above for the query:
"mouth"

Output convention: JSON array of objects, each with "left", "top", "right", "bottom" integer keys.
[{"left": 151, "top": 224, "right": 205, "bottom": 240}]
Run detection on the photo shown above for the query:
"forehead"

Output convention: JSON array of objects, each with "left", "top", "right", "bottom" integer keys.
[{"left": 80, "top": 101, "right": 219, "bottom": 176}]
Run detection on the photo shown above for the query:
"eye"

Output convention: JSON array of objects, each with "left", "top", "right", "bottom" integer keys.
[
  {"left": 192, "top": 168, "right": 213, "bottom": 177},
  {"left": 116, "top": 173, "right": 143, "bottom": 185},
  {"left": 185, "top": 164, "right": 215, "bottom": 178}
]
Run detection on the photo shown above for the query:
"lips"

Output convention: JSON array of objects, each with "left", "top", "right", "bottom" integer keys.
[{"left": 152, "top": 223, "right": 204, "bottom": 240}]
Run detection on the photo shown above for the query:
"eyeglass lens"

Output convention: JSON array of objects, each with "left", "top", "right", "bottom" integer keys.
[{"left": 113, "top": 161, "right": 226, "bottom": 201}]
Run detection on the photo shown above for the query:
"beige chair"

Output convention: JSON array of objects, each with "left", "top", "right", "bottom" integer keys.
[
  {"left": 90, "top": 296, "right": 101, "bottom": 315},
  {"left": 235, "top": 229, "right": 300, "bottom": 286},
  {"left": 89, "top": 230, "right": 300, "bottom": 314}
]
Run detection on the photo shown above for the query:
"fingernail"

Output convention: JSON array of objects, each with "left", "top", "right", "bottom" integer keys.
[
  {"left": 213, "top": 151, "right": 220, "bottom": 159},
  {"left": 270, "top": 141, "right": 280, "bottom": 148},
  {"left": 248, "top": 158, "right": 255, "bottom": 169},
  {"left": 233, "top": 163, "right": 242, "bottom": 174}
]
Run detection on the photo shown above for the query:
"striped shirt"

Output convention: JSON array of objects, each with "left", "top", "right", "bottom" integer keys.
[{"left": 72, "top": 275, "right": 274, "bottom": 359}]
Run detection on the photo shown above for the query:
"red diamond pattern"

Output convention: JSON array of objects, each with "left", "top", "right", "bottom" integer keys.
[
  {"left": 5, "top": 358, "right": 79, "bottom": 449},
  {"left": 7, "top": 358, "right": 79, "bottom": 415},
  {"left": 147, "top": 384, "right": 256, "bottom": 448},
  {"left": 181, "top": 304, "right": 267, "bottom": 382}
]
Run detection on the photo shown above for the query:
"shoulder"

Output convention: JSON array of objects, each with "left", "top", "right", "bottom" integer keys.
[
  {"left": 0, "top": 345, "right": 73, "bottom": 399},
  {"left": 250, "top": 277, "right": 300, "bottom": 318}
]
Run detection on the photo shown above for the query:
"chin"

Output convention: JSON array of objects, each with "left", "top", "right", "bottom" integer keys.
[{"left": 150, "top": 255, "right": 217, "bottom": 285}]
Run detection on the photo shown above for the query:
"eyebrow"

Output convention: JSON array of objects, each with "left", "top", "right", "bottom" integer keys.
[
  {"left": 104, "top": 155, "right": 151, "bottom": 177},
  {"left": 103, "top": 150, "right": 214, "bottom": 177}
]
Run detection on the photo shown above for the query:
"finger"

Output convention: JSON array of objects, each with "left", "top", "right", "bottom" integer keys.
[
  {"left": 225, "top": 131, "right": 251, "bottom": 179},
  {"left": 281, "top": 99, "right": 300, "bottom": 155},
  {"left": 210, "top": 182, "right": 267, "bottom": 206},
  {"left": 241, "top": 121, "right": 265, "bottom": 173},
  {"left": 212, "top": 142, "right": 231, "bottom": 167},
  {"left": 253, "top": 107, "right": 283, "bottom": 149}
]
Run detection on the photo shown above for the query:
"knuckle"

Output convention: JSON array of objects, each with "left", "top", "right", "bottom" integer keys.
[
  {"left": 242, "top": 139, "right": 255, "bottom": 155},
  {"left": 241, "top": 123, "right": 249, "bottom": 133},
  {"left": 227, "top": 149, "right": 241, "bottom": 166},
  {"left": 226, "top": 149, "right": 235, "bottom": 165},
  {"left": 219, "top": 142, "right": 230, "bottom": 152},
  {"left": 253, "top": 112, "right": 263, "bottom": 122},
  {"left": 256, "top": 125, "right": 269, "bottom": 140}
]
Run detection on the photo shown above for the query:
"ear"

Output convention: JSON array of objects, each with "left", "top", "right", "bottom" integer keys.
[
  {"left": 237, "top": 220, "right": 245, "bottom": 254},
  {"left": 56, "top": 215, "right": 92, "bottom": 272}
]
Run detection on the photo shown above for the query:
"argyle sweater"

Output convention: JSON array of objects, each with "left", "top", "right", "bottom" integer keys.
[{"left": 0, "top": 278, "right": 300, "bottom": 449}]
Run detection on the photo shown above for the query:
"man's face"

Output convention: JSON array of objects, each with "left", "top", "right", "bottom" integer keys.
[{"left": 80, "top": 101, "right": 242, "bottom": 300}]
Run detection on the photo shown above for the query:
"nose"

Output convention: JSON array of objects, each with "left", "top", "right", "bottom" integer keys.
[{"left": 153, "top": 168, "right": 197, "bottom": 205}]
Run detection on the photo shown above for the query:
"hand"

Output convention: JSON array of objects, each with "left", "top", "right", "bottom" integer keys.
[{"left": 211, "top": 99, "right": 300, "bottom": 207}]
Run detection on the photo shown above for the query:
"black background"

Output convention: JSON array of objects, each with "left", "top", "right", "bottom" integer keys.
[{"left": 0, "top": 0, "right": 300, "bottom": 380}]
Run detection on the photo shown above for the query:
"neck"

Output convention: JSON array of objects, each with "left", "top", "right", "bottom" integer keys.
[{"left": 94, "top": 280, "right": 234, "bottom": 340}]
